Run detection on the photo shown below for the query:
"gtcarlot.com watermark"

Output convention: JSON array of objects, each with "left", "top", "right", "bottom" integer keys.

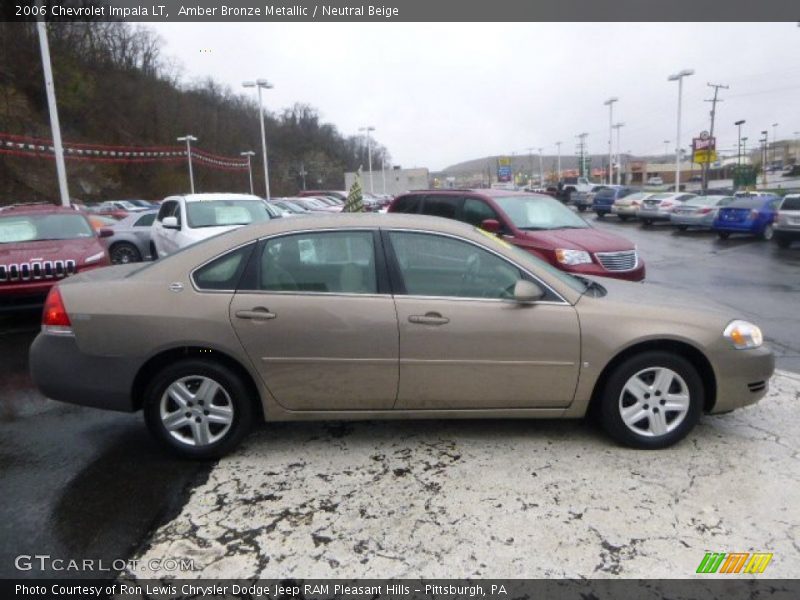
[{"left": 14, "top": 554, "right": 196, "bottom": 573}]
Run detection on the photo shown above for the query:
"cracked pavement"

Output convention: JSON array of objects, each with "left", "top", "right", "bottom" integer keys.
[{"left": 130, "top": 371, "right": 800, "bottom": 579}]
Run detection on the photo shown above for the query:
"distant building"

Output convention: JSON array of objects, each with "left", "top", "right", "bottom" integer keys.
[{"left": 344, "top": 167, "right": 429, "bottom": 196}]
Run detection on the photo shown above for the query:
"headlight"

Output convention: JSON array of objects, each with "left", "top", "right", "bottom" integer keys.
[
  {"left": 555, "top": 248, "right": 592, "bottom": 265},
  {"left": 723, "top": 320, "right": 763, "bottom": 349},
  {"left": 84, "top": 251, "right": 106, "bottom": 264}
]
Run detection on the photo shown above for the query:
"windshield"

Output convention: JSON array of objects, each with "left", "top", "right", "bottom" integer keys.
[
  {"left": 649, "top": 193, "right": 677, "bottom": 201},
  {"left": 494, "top": 195, "right": 589, "bottom": 230},
  {"left": 0, "top": 213, "right": 94, "bottom": 243},
  {"left": 781, "top": 196, "right": 800, "bottom": 211},
  {"left": 622, "top": 192, "right": 651, "bottom": 202},
  {"left": 185, "top": 200, "right": 270, "bottom": 228}
]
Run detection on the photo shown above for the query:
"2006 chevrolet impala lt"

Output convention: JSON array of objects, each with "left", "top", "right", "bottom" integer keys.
[{"left": 29, "top": 214, "right": 774, "bottom": 458}]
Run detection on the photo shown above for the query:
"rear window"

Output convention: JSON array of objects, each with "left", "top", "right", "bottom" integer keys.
[
  {"left": 595, "top": 188, "right": 616, "bottom": 199},
  {"left": 780, "top": 196, "right": 800, "bottom": 211},
  {"left": 391, "top": 195, "right": 421, "bottom": 214},
  {"left": 728, "top": 198, "right": 763, "bottom": 209}
]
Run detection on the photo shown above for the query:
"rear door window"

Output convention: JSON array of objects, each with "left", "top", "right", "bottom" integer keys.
[
  {"left": 391, "top": 195, "right": 422, "bottom": 214},
  {"left": 462, "top": 198, "right": 499, "bottom": 226},
  {"left": 134, "top": 213, "right": 156, "bottom": 227},
  {"left": 421, "top": 195, "right": 464, "bottom": 220}
]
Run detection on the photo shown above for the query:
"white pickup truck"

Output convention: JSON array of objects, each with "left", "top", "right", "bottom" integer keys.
[{"left": 558, "top": 177, "right": 594, "bottom": 202}]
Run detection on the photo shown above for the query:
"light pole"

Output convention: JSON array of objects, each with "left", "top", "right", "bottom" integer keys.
[
  {"left": 359, "top": 126, "right": 376, "bottom": 193},
  {"left": 772, "top": 122, "right": 779, "bottom": 165},
  {"left": 663, "top": 140, "right": 670, "bottom": 162},
  {"left": 177, "top": 135, "right": 197, "bottom": 194},
  {"left": 240, "top": 151, "right": 255, "bottom": 195},
  {"left": 242, "top": 79, "right": 273, "bottom": 200},
  {"left": 381, "top": 154, "right": 388, "bottom": 194},
  {"left": 761, "top": 130, "right": 768, "bottom": 185},
  {"left": 668, "top": 69, "right": 694, "bottom": 192},
  {"left": 36, "top": 20, "right": 70, "bottom": 207},
  {"left": 734, "top": 120, "right": 745, "bottom": 170},
  {"left": 742, "top": 137, "right": 748, "bottom": 166},
  {"left": 555, "top": 141, "right": 562, "bottom": 183},
  {"left": 537, "top": 147, "right": 544, "bottom": 188},
  {"left": 604, "top": 97, "right": 618, "bottom": 185},
  {"left": 613, "top": 123, "right": 624, "bottom": 185}
]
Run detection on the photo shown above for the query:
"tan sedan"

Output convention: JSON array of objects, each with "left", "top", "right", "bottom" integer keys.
[{"left": 30, "top": 214, "right": 774, "bottom": 457}]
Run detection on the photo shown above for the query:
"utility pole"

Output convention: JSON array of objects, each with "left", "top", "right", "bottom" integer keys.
[
  {"left": 772, "top": 123, "right": 779, "bottom": 165},
  {"left": 702, "top": 82, "right": 728, "bottom": 194},
  {"left": 760, "top": 130, "right": 768, "bottom": 186},
  {"left": 37, "top": 19, "right": 70, "bottom": 207},
  {"left": 604, "top": 97, "right": 618, "bottom": 185},
  {"left": 525, "top": 147, "right": 535, "bottom": 188},
  {"left": 298, "top": 161, "right": 307, "bottom": 190},
  {"left": 613, "top": 123, "right": 624, "bottom": 185},
  {"left": 555, "top": 141, "right": 562, "bottom": 183},
  {"left": 177, "top": 135, "right": 197, "bottom": 194}
]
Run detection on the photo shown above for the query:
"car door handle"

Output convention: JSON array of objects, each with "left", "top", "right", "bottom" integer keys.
[
  {"left": 235, "top": 308, "right": 276, "bottom": 321},
  {"left": 408, "top": 312, "right": 449, "bottom": 325}
]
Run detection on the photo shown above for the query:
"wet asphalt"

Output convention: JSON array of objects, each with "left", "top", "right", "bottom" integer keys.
[{"left": 0, "top": 214, "right": 798, "bottom": 579}]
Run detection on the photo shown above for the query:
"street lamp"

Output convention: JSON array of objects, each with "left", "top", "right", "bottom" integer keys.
[
  {"left": 242, "top": 79, "right": 274, "bottom": 200},
  {"left": 663, "top": 140, "right": 670, "bottom": 161},
  {"left": 240, "top": 151, "right": 256, "bottom": 194},
  {"left": 741, "top": 136, "right": 748, "bottom": 165},
  {"left": 668, "top": 69, "right": 694, "bottom": 192},
  {"left": 537, "top": 147, "right": 544, "bottom": 188},
  {"left": 734, "top": 120, "right": 746, "bottom": 170},
  {"left": 359, "top": 126, "right": 376, "bottom": 193},
  {"left": 772, "top": 122, "right": 779, "bottom": 165},
  {"left": 604, "top": 97, "right": 618, "bottom": 185},
  {"left": 177, "top": 135, "right": 197, "bottom": 194},
  {"left": 36, "top": 20, "right": 70, "bottom": 207},
  {"left": 613, "top": 123, "right": 624, "bottom": 185},
  {"left": 555, "top": 141, "right": 562, "bottom": 183},
  {"left": 761, "top": 130, "right": 768, "bottom": 185}
]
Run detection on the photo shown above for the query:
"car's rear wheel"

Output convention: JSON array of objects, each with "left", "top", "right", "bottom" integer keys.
[
  {"left": 110, "top": 242, "right": 142, "bottom": 264},
  {"left": 761, "top": 224, "right": 774, "bottom": 241},
  {"left": 775, "top": 235, "right": 791, "bottom": 249},
  {"left": 149, "top": 242, "right": 158, "bottom": 260},
  {"left": 599, "top": 351, "right": 703, "bottom": 449},
  {"left": 718, "top": 231, "right": 730, "bottom": 239},
  {"left": 143, "top": 359, "right": 254, "bottom": 459},
  {"left": 642, "top": 219, "right": 653, "bottom": 226},
  {"left": 676, "top": 225, "right": 688, "bottom": 231},
  {"left": 576, "top": 205, "right": 586, "bottom": 212},
  {"left": 595, "top": 212, "right": 604, "bottom": 219},
  {"left": 618, "top": 215, "right": 629, "bottom": 222}
]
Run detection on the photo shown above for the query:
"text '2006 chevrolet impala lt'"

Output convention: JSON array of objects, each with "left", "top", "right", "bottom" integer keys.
[{"left": 29, "top": 214, "right": 774, "bottom": 458}]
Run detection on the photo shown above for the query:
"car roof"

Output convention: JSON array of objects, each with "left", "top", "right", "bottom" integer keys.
[
  {"left": 402, "top": 188, "right": 541, "bottom": 198},
  {"left": 164, "top": 193, "right": 263, "bottom": 203},
  {"left": 0, "top": 203, "right": 81, "bottom": 216}
]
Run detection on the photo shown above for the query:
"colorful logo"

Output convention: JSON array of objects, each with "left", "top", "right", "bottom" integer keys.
[{"left": 696, "top": 552, "right": 773, "bottom": 574}]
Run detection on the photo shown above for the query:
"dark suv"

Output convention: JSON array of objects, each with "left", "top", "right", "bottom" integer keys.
[
  {"left": 388, "top": 189, "right": 645, "bottom": 281},
  {"left": 0, "top": 204, "right": 111, "bottom": 310},
  {"left": 592, "top": 186, "right": 634, "bottom": 218}
]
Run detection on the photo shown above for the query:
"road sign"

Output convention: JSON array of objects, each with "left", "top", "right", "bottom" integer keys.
[{"left": 693, "top": 135, "right": 717, "bottom": 164}]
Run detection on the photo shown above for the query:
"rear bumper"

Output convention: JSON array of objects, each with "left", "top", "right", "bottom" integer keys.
[
  {"left": 712, "top": 222, "right": 760, "bottom": 234},
  {"left": 29, "top": 332, "right": 139, "bottom": 412},
  {"left": 638, "top": 209, "right": 672, "bottom": 221},
  {"left": 710, "top": 345, "right": 775, "bottom": 413},
  {"left": 611, "top": 205, "right": 638, "bottom": 216},
  {"left": 670, "top": 214, "right": 713, "bottom": 227}
]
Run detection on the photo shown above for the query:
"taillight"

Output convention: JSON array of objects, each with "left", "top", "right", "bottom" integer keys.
[
  {"left": 699, "top": 207, "right": 712, "bottom": 214},
  {"left": 750, "top": 209, "right": 759, "bottom": 219},
  {"left": 631, "top": 200, "right": 640, "bottom": 206},
  {"left": 662, "top": 201, "right": 673, "bottom": 208},
  {"left": 42, "top": 286, "right": 72, "bottom": 330}
]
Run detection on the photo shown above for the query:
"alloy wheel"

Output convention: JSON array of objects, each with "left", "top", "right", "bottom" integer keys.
[
  {"left": 159, "top": 375, "right": 234, "bottom": 447},
  {"left": 618, "top": 367, "right": 690, "bottom": 437}
]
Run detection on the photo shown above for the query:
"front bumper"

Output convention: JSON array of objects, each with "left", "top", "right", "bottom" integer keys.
[
  {"left": 710, "top": 344, "right": 775, "bottom": 413},
  {"left": 29, "top": 332, "right": 139, "bottom": 412}
]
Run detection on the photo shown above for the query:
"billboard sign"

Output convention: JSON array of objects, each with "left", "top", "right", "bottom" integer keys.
[
  {"left": 497, "top": 157, "right": 512, "bottom": 183},
  {"left": 693, "top": 131, "right": 718, "bottom": 164}
]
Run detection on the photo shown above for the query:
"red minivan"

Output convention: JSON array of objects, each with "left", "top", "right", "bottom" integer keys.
[
  {"left": 0, "top": 204, "right": 112, "bottom": 310},
  {"left": 388, "top": 189, "right": 645, "bottom": 281}
]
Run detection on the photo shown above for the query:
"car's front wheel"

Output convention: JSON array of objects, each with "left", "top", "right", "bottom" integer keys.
[
  {"left": 718, "top": 231, "right": 730, "bottom": 239},
  {"left": 143, "top": 359, "right": 255, "bottom": 459},
  {"left": 599, "top": 351, "right": 703, "bottom": 449},
  {"left": 775, "top": 234, "right": 791, "bottom": 249},
  {"left": 618, "top": 215, "right": 629, "bottom": 222},
  {"left": 761, "top": 224, "right": 774, "bottom": 241},
  {"left": 110, "top": 242, "right": 142, "bottom": 264}
]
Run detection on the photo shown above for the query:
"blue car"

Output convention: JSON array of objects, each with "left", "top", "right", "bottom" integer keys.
[
  {"left": 592, "top": 186, "right": 634, "bottom": 218},
  {"left": 712, "top": 195, "right": 781, "bottom": 240}
]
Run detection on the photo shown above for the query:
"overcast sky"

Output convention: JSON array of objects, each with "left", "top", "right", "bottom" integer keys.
[{"left": 149, "top": 22, "right": 799, "bottom": 170}]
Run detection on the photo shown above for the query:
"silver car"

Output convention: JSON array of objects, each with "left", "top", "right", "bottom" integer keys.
[
  {"left": 670, "top": 195, "right": 735, "bottom": 230},
  {"left": 638, "top": 192, "right": 697, "bottom": 225},
  {"left": 103, "top": 210, "right": 158, "bottom": 264},
  {"left": 774, "top": 194, "right": 800, "bottom": 248}
]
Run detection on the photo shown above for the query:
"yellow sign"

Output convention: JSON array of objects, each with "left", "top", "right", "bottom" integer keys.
[{"left": 693, "top": 149, "right": 718, "bottom": 164}]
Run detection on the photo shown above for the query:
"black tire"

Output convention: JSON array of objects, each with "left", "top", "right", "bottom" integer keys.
[
  {"left": 599, "top": 351, "right": 704, "bottom": 449},
  {"left": 109, "top": 242, "right": 142, "bottom": 265},
  {"left": 577, "top": 205, "right": 586, "bottom": 212},
  {"left": 761, "top": 224, "right": 774, "bottom": 241},
  {"left": 676, "top": 225, "right": 688, "bottom": 231},
  {"left": 149, "top": 242, "right": 158, "bottom": 261},
  {"left": 775, "top": 235, "right": 791, "bottom": 249},
  {"left": 642, "top": 219, "right": 653, "bottom": 227},
  {"left": 143, "top": 358, "right": 255, "bottom": 459},
  {"left": 595, "top": 212, "right": 604, "bottom": 219},
  {"left": 618, "top": 215, "right": 629, "bottom": 222},
  {"left": 718, "top": 231, "right": 730, "bottom": 240}
]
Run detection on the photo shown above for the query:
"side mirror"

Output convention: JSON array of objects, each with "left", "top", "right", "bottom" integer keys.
[
  {"left": 98, "top": 228, "right": 114, "bottom": 238},
  {"left": 480, "top": 218, "right": 501, "bottom": 234},
  {"left": 513, "top": 279, "right": 544, "bottom": 302},
  {"left": 162, "top": 216, "right": 179, "bottom": 230}
]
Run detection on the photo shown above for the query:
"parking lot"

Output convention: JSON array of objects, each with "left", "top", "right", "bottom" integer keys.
[{"left": 2, "top": 215, "right": 799, "bottom": 579}]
